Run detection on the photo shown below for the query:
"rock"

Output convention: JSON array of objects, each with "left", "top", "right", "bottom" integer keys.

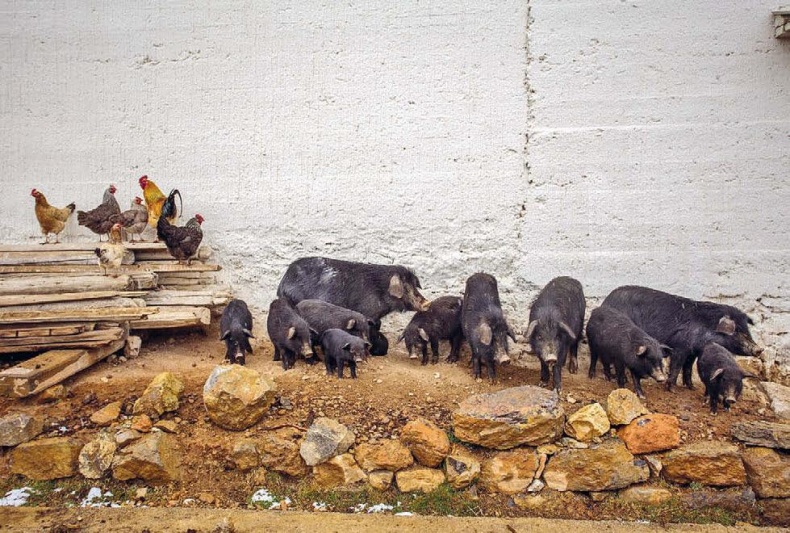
[
  {"left": 79, "top": 435, "right": 117, "bottom": 479},
  {"left": 203, "top": 366, "right": 277, "bottom": 431},
  {"left": 368, "top": 470, "right": 394, "bottom": 490},
  {"left": 124, "top": 335, "right": 143, "bottom": 358},
  {"left": 312, "top": 453, "right": 366, "bottom": 488},
  {"left": 589, "top": 491, "right": 608, "bottom": 502},
  {"left": 662, "top": 441, "right": 746, "bottom": 487},
  {"left": 537, "top": 444, "right": 559, "bottom": 455},
  {"left": 565, "top": 403, "right": 610, "bottom": 441},
  {"left": 111, "top": 431, "right": 182, "bottom": 484},
  {"left": 605, "top": 389, "right": 649, "bottom": 426},
  {"left": 480, "top": 449, "right": 539, "bottom": 494},
  {"left": 559, "top": 437, "right": 588, "bottom": 449},
  {"left": 513, "top": 494, "right": 547, "bottom": 510},
  {"left": 400, "top": 418, "right": 450, "bottom": 467},
  {"left": 115, "top": 428, "right": 142, "bottom": 448},
  {"left": 131, "top": 414, "right": 152, "bottom": 433},
  {"left": 259, "top": 427, "right": 308, "bottom": 477},
  {"left": 760, "top": 498, "right": 790, "bottom": 527},
  {"left": 617, "top": 414, "right": 680, "bottom": 454},
  {"left": 90, "top": 402, "right": 122, "bottom": 427},
  {"left": 133, "top": 372, "right": 185, "bottom": 418},
  {"left": 0, "top": 413, "right": 44, "bottom": 447},
  {"left": 231, "top": 439, "right": 260, "bottom": 472},
  {"left": 452, "top": 386, "right": 565, "bottom": 449},
  {"left": 762, "top": 382, "right": 790, "bottom": 420},
  {"left": 731, "top": 420, "right": 790, "bottom": 449},
  {"left": 644, "top": 455, "right": 663, "bottom": 477},
  {"left": 619, "top": 485, "right": 672, "bottom": 505},
  {"left": 154, "top": 420, "right": 178, "bottom": 434},
  {"left": 354, "top": 440, "right": 413, "bottom": 472},
  {"left": 396, "top": 467, "right": 446, "bottom": 493},
  {"left": 543, "top": 439, "right": 649, "bottom": 492},
  {"left": 444, "top": 448, "right": 481, "bottom": 489},
  {"left": 36, "top": 384, "right": 67, "bottom": 404},
  {"left": 741, "top": 447, "right": 790, "bottom": 498},
  {"left": 300, "top": 418, "right": 355, "bottom": 467},
  {"left": 11, "top": 437, "right": 82, "bottom": 480},
  {"left": 527, "top": 478, "right": 545, "bottom": 492}
]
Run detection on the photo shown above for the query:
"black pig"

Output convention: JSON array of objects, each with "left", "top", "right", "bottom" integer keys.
[
  {"left": 461, "top": 273, "right": 517, "bottom": 380},
  {"left": 525, "top": 276, "right": 585, "bottom": 392},
  {"left": 398, "top": 295, "right": 464, "bottom": 365},
  {"left": 586, "top": 305, "right": 670, "bottom": 399},
  {"left": 277, "top": 257, "right": 430, "bottom": 320},
  {"left": 602, "top": 285, "right": 762, "bottom": 391},
  {"left": 266, "top": 298, "right": 314, "bottom": 370},
  {"left": 697, "top": 341, "right": 756, "bottom": 414},
  {"left": 296, "top": 299, "right": 375, "bottom": 358},
  {"left": 369, "top": 319, "right": 389, "bottom": 356},
  {"left": 220, "top": 299, "right": 254, "bottom": 365},
  {"left": 320, "top": 328, "right": 370, "bottom": 379}
]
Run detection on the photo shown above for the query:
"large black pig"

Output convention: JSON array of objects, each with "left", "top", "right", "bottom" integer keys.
[
  {"left": 602, "top": 285, "right": 762, "bottom": 390},
  {"left": 266, "top": 298, "right": 314, "bottom": 370},
  {"left": 697, "top": 341, "right": 756, "bottom": 414},
  {"left": 525, "top": 276, "right": 585, "bottom": 393},
  {"left": 276, "top": 257, "right": 430, "bottom": 321},
  {"left": 397, "top": 295, "right": 464, "bottom": 365},
  {"left": 461, "top": 273, "right": 517, "bottom": 380},
  {"left": 320, "top": 328, "right": 370, "bottom": 379},
  {"left": 296, "top": 299, "right": 375, "bottom": 358},
  {"left": 586, "top": 305, "right": 669, "bottom": 399},
  {"left": 220, "top": 299, "right": 254, "bottom": 365}
]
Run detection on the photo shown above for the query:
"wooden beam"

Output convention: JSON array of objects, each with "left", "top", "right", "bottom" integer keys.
[
  {"left": 0, "top": 322, "right": 96, "bottom": 338},
  {"left": 0, "top": 274, "right": 138, "bottom": 295},
  {"left": 0, "top": 349, "right": 86, "bottom": 397},
  {"left": 0, "top": 242, "right": 168, "bottom": 253},
  {"left": 0, "top": 307, "right": 152, "bottom": 325},
  {"left": 0, "top": 262, "right": 220, "bottom": 275},
  {"left": 143, "top": 289, "right": 232, "bottom": 307},
  {"left": 0, "top": 327, "right": 125, "bottom": 349},
  {"left": 0, "top": 251, "right": 135, "bottom": 266},
  {"left": 131, "top": 306, "right": 211, "bottom": 330},
  {"left": 0, "top": 291, "right": 146, "bottom": 308}
]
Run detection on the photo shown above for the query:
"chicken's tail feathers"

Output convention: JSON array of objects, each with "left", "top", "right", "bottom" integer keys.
[{"left": 161, "top": 189, "right": 182, "bottom": 221}]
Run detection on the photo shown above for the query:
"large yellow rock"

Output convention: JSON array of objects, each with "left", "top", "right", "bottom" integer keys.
[
  {"left": 662, "top": 441, "right": 746, "bottom": 487},
  {"left": 544, "top": 439, "right": 649, "bottom": 492},
  {"left": 133, "top": 372, "right": 185, "bottom": 418},
  {"left": 565, "top": 403, "right": 610, "bottom": 442},
  {"left": 90, "top": 402, "right": 122, "bottom": 427},
  {"left": 481, "top": 449, "right": 539, "bottom": 494},
  {"left": 11, "top": 437, "right": 82, "bottom": 480},
  {"left": 313, "top": 453, "right": 366, "bottom": 488},
  {"left": 452, "top": 386, "right": 565, "bottom": 450},
  {"left": 79, "top": 434, "right": 117, "bottom": 479},
  {"left": 258, "top": 427, "right": 308, "bottom": 477},
  {"left": 444, "top": 447, "right": 481, "bottom": 489},
  {"left": 605, "top": 389, "right": 649, "bottom": 426},
  {"left": 354, "top": 440, "right": 413, "bottom": 472},
  {"left": 203, "top": 366, "right": 277, "bottom": 431},
  {"left": 111, "top": 431, "right": 182, "bottom": 484},
  {"left": 617, "top": 414, "right": 679, "bottom": 454},
  {"left": 395, "top": 467, "right": 446, "bottom": 493},
  {"left": 400, "top": 418, "right": 451, "bottom": 467},
  {"left": 742, "top": 446, "right": 790, "bottom": 498}
]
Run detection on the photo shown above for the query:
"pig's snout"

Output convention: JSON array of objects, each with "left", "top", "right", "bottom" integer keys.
[
  {"left": 652, "top": 369, "right": 666, "bottom": 383},
  {"left": 724, "top": 397, "right": 737, "bottom": 410},
  {"left": 544, "top": 353, "right": 558, "bottom": 366},
  {"left": 354, "top": 355, "right": 364, "bottom": 363}
]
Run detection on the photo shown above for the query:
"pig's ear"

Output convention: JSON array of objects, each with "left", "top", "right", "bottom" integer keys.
[
  {"left": 660, "top": 344, "right": 673, "bottom": 357},
  {"left": 342, "top": 343, "right": 351, "bottom": 351},
  {"left": 287, "top": 326, "right": 296, "bottom": 340},
  {"left": 716, "top": 316, "right": 736, "bottom": 335},
  {"left": 220, "top": 330, "right": 230, "bottom": 341},
  {"left": 559, "top": 321, "right": 576, "bottom": 341},
  {"left": 742, "top": 371, "right": 759, "bottom": 380},
  {"left": 388, "top": 275, "right": 404, "bottom": 299},
  {"left": 710, "top": 368, "right": 725, "bottom": 381},
  {"left": 525, "top": 320, "right": 539, "bottom": 340},
  {"left": 243, "top": 328, "right": 254, "bottom": 338},
  {"left": 476, "top": 322, "right": 493, "bottom": 346},
  {"left": 635, "top": 345, "right": 647, "bottom": 357},
  {"left": 418, "top": 328, "right": 430, "bottom": 342},
  {"left": 507, "top": 324, "right": 517, "bottom": 343},
  {"left": 396, "top": 332, "right": 406, "bottom": 344},
  {"left": 346, "top": 319, "right": 356, "bottom": 330}
]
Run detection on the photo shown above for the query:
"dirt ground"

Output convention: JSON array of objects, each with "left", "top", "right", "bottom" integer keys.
[{"left": 0, "top": 320, "right": 783, "bottom": 527}]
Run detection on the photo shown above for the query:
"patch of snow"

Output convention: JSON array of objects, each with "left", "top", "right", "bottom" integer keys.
[
  {"left": 395, "top": 512, "right": 415, "bottom": 516},
  {"left": 0, "top": 488, "right": 33, "bottom": 507},
  {"left": 367, "top": 503, "right": 394, "bottom": 514},
  {"left": 312, "top": 501, "right": 328, "bottom": 512},
  {"left": 251, "top": 489, "right": 276, "bottom": 504},
  {"left": 351, "top": 503, "right": 367, "bottom": 513},
  {"left": 81, "top": 487, "right": 116, "bottom": 508}
]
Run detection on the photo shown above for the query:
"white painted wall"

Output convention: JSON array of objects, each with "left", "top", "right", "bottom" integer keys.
[{"left": 1, "top": 1, "right": 789, "bottom": 360}]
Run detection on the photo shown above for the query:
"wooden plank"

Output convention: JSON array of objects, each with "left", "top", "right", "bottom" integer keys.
[
  {"left": 0, "top": 327, "right": 125, "bottom": 348},
  {"left": 0, "top": 323, "right": 95, "bottom": 339},
  {"left": 157, "top": 271, "right": 217, "bottom": 279},
  {"left": 134, "top": 245, "right": 213, "bottom": 262},
  {"left": 0, "top": 274, "right": 139, "bottom": 296},
  {"left": 131, "top": 306, "right": 210, "bottom": 330},
  {"left": 0, "top": 298, "right": 146, "bottom": 314},
  {"left": 0, "top": 349, "right": 86, "bottom": 397},
  {"left": 0, "top": 307, "right": 152, "bottom": 325},
  {"left": 0, "top": 242, "right": 169, "bottom": 253},
  {"left": 0, "top": 262, "right": 219, "bottom": 275},
  {"left": 0, "top": 251, "right": 136, "bottom": 266},
  {"left": 27, "top": 339, "right": 126, "bottom": 396},
  {"left": 143, "top": 289, "right": 232, "bottom": 307},
  {"left": 0, "top": 291, "right": 146, "bottom": 308}
]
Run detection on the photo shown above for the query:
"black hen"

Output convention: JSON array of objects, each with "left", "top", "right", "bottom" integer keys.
[{"left": 156, "top": 189, "right": 204, "bottom": 264}]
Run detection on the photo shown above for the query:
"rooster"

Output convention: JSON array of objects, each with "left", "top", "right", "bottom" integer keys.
[
  {"left": 157, "top": 189, "right": 204, "bottom": 264},
  {"left": 139, "top": 175, "right": 181, "bottom": 231},
  {"left": 30, "top": 189, "right": 76, "bottom": 244},
  {"left": 94, "top": 223, "right": 126, "bottom": 276},
  {"left": 110, "top": 197, "right": 148, "bottom": 242},
  {"left": 77, "top": 185, "right": 121, "bottom": 241}
]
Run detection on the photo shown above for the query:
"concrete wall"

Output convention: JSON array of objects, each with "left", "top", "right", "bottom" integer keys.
[{"left": 1, "top": 1, "right": 789, "bottom": 350}]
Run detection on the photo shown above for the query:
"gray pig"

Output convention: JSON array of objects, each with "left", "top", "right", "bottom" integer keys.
[
  {"left": 320, "top": 328, "right": 370, "bottom": 379},
  {"left": 220, "top": 299, "right": 254, "bottom": 365}
]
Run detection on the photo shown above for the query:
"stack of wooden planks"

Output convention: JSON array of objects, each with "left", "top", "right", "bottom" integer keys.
[{"left": 0, "top": 242, "right": 233, "bottom": 396}]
